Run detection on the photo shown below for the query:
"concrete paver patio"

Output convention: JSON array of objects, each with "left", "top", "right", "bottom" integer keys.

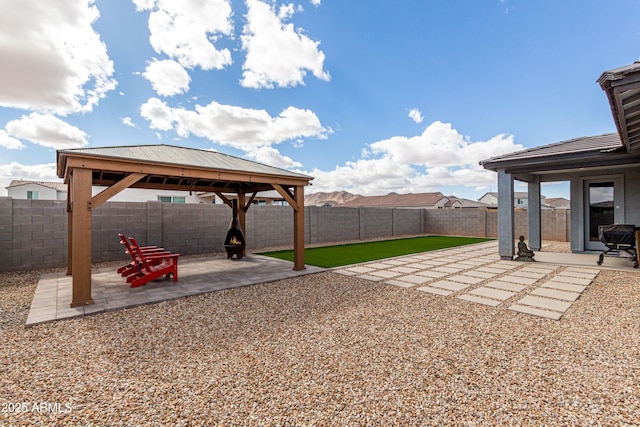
[
  {"left": 26, "top": 255, "right": 325, "bottom": 326},
  {"left": 26, "top": 241, "right": 639, "bottom": 325}
]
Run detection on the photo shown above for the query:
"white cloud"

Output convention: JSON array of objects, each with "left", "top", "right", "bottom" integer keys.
[
  {"left": 369, "top": 121, "right": 520, "bottom": 168},
  {"left": 140, "top": 97, "right": 330, "bottom": 150},
  {"left": 303, "top": 121, "right": 523, "bottom": 196},
  {"left": 121, "top": 117, "right": 135, "bottom": 127},
  {"left": 0, "top": 130, "right": 25, "bottom": 150},
  {"left": 134, "top": 0, "right": 233, "bottom": 70},
  {"left": 246, "top": 146, "right": 302, "bottom": 168},
  {"left": 241, "top": 0, "right": 330, "bottom": 89},
  {"left": 142, "top": 59, "right": 191, "bottom": 96},
  {"left": 310, "top": 0, "right": 321, "bottom": 5},
  {"left": 408, "top": 108, "right": 424, "bottom": 124},
  {"left": 0, "top": 162, "right": 58, "bottom": 196},
  {"left": 0, "top": 0, "right": 116, "bottom": 115},
  {"left": 5, "top": 113, "right": 88, "bottom": 149}
]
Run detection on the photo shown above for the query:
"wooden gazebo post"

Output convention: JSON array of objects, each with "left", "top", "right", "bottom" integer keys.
[
  {"left": 69, "top": 167, "right": 94, "bottom": 307},
  {"left": 293, "top": 185, "right": 305, "bottom": 270}
]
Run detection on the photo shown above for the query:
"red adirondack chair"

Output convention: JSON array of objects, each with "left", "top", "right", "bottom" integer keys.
[
  {"left": 117, "top": 233, "right": 168, "bottom": 277},
  {"left": 125, "top": 236, "right": 179, "bottom": 288}
]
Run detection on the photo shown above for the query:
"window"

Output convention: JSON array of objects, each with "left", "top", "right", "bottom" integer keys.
[
  {"left": 27, "top": 191, "right": 39, "bottom": 200},
  {"left": 158, "top": 196, "right": 186, "bottom": 203}
]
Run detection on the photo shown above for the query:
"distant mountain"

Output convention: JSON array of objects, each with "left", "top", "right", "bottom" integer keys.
[{"left": 305, "top": 191, "right": 362, "bottom": 206}]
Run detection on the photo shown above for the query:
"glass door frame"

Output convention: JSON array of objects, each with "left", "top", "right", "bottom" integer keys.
[{"left": 583, "top": 175, "right": 625, "bottom": 251}]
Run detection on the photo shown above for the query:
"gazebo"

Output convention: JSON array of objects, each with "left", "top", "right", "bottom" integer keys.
[{"left": 57, "top": 144, "right": 313, "bottom": 307}]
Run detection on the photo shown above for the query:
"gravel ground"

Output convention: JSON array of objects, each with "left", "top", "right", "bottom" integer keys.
[{"left": 1, "top": 255, "right": 640, "bottom": 426}]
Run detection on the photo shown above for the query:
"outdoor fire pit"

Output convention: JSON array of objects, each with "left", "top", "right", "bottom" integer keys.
[{"left": 224, "top": 200, "right": 246, "bottom": 259}]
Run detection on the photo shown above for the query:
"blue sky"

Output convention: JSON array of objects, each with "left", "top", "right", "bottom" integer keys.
[{"left": 1, "top": 0, "right": 640, "bottom": 199}]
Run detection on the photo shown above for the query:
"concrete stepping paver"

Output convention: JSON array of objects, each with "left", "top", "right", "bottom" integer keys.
[
  {"left": 541, "top": 281, "right": 587, "bottom": 293},
  {"left": 434, "top": 257, "right": 460, "bottom": 263},
  {"left": 429, "top": 281, "right": 469, "bottom": 292},
  {"left": 335, "top": 270, "right": 357, "bottom": 276},
  {"left": 385, "top": 280, "right": 416, "bottom": 288},
  {"left": 498, "top": 275, "right": 540, "bottom": 285},
  {"left": 485, "top": 281, "right": 528, "bottom": 292},
  {"left": 463, "top": 271, "right": 498, "bottom": 279},
  {"left": 509, "top": 270, "right": 549, "bottom": 279},
  {"left": 553, "top": 275, "right": 593, "bottom": 286},
  {"left": 416, "top": 286, "right": 453, "bottom": 296},
  {"left": 383, "top": 259, "right": 411, "bottom": 266},
  {"left": 530, "top": 287, "right": 581, "bottom": 302},
  {"left": 367, "top": 270, "right": 403, "bottom": 279},
  {"left": 412, "top": 262, "right": 441, "bottom": 268},
  {"left": 476, "top": 267, "right": 508, "bottom": 275},
  {"left": 388, "top": 266, "right": 420, "bottom": 274},
  {"left": 557, "top": 271, "right": 598, "bottom": 280},
  {"left": 432, "top": 266, "right": 464, "bottom": 274},
  {"left": 508, "top": 304, "right": 563, "bottom": 320},
  {"left": 346, "top": 266, "right": 377, "bottom": 274},
  {"left": 565, "top": 267, "right": 600, "bottom": 273},
  {"left": 458, "top": 294, "right": 502, "bottom": 307},
  {"left": 392, "top": 274, "right": 432, "bottom": 285},
  {"left": 448, "top": 275, "right": 485, "bottom": 285},
  {"left": 415, "top": 270, "right": 449, "bottom": 279},
  {"left": 517, "top": 295, "right": 572, "bottom": 312},
  {"left": 365, "top": 262, "right": 397, "bottom": 269},
  {"left": 356, "top": 274, "right": 385, "bottom": 282},
  {"left": 469, "top": 287, "right": 514, "bottom": 301}
]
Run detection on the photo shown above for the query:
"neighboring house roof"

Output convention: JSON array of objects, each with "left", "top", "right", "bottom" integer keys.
[
  {"left": 480, "top": 191, "right": 535, "bottom": 201},
  {"left": 338, "top": 192, "right": 448, "bottom": 208},
  {"left": 545, "top": 197, "right": 570, "bottom": 209},
  {"left": 445, "top": 197, "right": 491, "bottom": 208},
  {"left": 7, "top": 180, "right": 67, "bottom": 192}
]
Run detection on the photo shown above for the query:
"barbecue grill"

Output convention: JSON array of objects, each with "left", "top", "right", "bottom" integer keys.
[{"left": 596, "top": 224, "right": 639, "bottom": 268}]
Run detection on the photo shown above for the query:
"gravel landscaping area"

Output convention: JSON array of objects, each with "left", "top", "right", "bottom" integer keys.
[{"left": 2, "top": 261, "right": 640, "bottom": 425}]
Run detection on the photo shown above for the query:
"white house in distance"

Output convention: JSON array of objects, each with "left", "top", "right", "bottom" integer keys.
[
  {"left": 6, "top": 180, "right": 287, "bottom": 205},
  {"left": 479, "top": 191, "right": 547, "bottom": 209},
  {"left": 6, "top": 180, "right": 67, "bottom": 200}
]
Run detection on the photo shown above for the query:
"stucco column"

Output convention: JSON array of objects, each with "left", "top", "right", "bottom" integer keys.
[
  {"left": 527, "top": 179, "right": 541, "bottom": 251},
  {"left": 498, "top": 170, "right": 515, "bottom": 260}
]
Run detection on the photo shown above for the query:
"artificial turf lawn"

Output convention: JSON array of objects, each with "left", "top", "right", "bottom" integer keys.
[{"left": 258, "top": 236, "right": 493, "bottom": 268}]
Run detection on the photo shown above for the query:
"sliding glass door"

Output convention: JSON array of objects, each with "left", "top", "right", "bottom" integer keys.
[{"left": 584, "top": 178, "right": 623, "bottom": 251}]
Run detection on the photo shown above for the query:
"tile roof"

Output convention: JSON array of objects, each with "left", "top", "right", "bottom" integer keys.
[
  {"left": 7, "top": 180, "right": 67, "bottom": 192},
  {"left": 480, "top": 133, "right": 621, "bottom": 166},
  {"left": 338, "top": 192, "right": 448, "bottom": 208}
]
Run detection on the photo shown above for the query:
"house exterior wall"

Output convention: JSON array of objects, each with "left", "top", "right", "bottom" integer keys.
[
  {"left": 7, "top": 183, "right": 62, "bottom": 200},
  {"left": 1, "top": 198, "right": 571, "bottom": 271},
  {"left": 569, "top": 167, "right": 640, "bottom": 251},
  {"left": 93, "top": 187, "right": 205, "bottom": 204}
]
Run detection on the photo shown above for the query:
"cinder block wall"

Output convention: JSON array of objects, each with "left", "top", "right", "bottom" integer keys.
[
  {"left": 1, "top": 197, "right": 571, "bottom": 272},
  {"left": 423, "top": 208, "right": 488, "bottom": 237},
  {"left": 307, "top": 207, "right": 360, "bottom": 244}
]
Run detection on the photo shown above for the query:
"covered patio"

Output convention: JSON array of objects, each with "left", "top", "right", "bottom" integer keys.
[
  {"left": 481, "top": 62, "right": 640, "bottom": 260},
  {"left": 57, "top": 145, "right": 313, "bottom": 308}
]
